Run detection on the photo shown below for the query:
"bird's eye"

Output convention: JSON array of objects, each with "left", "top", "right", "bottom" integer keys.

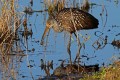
[{"left": 48, "top": 23, "right": 51, "bottom": 26}]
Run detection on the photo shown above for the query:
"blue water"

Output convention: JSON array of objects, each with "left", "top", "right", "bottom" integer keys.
[{"left": 0, "top": 0, "right": 120, "bottom": 80}]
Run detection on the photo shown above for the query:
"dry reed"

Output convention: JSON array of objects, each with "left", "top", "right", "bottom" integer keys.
[{"left": 0, "top": 0, "right": 22, "bottom": 80}]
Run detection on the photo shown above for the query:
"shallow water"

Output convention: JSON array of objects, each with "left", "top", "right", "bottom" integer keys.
[{"left": 0, "top": 0, "right": 120, "bottom": 80}]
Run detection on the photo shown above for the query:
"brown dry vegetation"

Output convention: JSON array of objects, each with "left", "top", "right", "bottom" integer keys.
[
  {"left": 104, "top": 61, "right": 120, "bottom": 80},
  {"left": 43, "top": 0, "right": 90, "bottom": 15},
  {"left": 44, "top": 0, "right": 65, "bottom": 15},
  {"left": 0, "top": 0, "right": 22, "bottom": 80},
  {"left": 0, "top": 0, "right": 21, "bottom": 54},
  {"left": 0, "top": 0, "right": 119, "bottom": 80},
  {"left": 81, "top": 61, "right": 120, "bottom": 80}
]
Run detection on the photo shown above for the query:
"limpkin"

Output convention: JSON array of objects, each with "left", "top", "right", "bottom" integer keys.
[{"left": 41, "top": 8, "right": 99, "bottom": 63}]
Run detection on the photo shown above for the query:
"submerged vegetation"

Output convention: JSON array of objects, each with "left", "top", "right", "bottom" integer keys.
[{"left": 0, "top": 0, "right": 119, "bottom": 80}]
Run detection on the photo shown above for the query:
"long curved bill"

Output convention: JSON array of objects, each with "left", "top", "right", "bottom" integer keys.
[{"left": 40, "top": 26, "right": 50, "bottom": 45}]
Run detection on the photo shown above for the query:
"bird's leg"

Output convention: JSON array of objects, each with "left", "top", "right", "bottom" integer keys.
[
  {"left": 74, "top": 32, "right": 81, "bottom": 64},
  {"left": 73, "top": 32, "right": 81, "bottom": 72},
  {"left": 67, "top": 33, "right": 72, "bottom": 65}
]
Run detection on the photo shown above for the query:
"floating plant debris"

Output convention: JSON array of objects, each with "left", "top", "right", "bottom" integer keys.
[
  {"left": 116, "top": 33, "right": 120, "bottom": 36},
  {"left": 23, "top": 7, "right": 47, "bottom": 15},
  {"left": 111, "top": 40, "right": 120, "bottom": 49},
  {"left": 23, "top": 7, "right": 33, "bottom": 15},
  {"left": 30, "top": 0, "right": 33, "bottom": 6},
  {"left": 92, "top": 36, "right": 108, "bottom": 50},
  {"left": 112, "top": 25, "right": 120, "bottom": 28}
]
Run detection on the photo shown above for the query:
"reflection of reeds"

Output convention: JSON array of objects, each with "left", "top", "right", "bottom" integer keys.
[{"left": 0, "top": 0, "right": 22, "bottom": 80}]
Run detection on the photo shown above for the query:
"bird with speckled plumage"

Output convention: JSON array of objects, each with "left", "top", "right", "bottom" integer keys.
[{"left": 41, "top": 8, "right": 99, "bottom": 64}]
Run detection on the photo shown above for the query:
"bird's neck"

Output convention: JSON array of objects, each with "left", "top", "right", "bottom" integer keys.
[{"left": 52, "top": 20, "right": 63, "bottom": 32}]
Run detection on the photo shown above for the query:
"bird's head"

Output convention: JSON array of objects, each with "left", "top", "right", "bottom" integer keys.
[
  {"left": 40, "top": 16, "right": 57, "bottom": 45},
  {"left": 46, "top": 17, "right": 56, "bottom": 29}
]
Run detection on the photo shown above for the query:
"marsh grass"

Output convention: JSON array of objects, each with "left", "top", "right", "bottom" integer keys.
[
  {"left": 0, "top": 0, "right": 23, "bottom": 79},
  {"left": 81, "top": 61, "right": 120, "bottom": 80},
  {"left": 0, "top": 0, "right": 21, "bottom": 53},
  {"left": 44, "top": 0, "right": 90, "bottom": 15}
]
